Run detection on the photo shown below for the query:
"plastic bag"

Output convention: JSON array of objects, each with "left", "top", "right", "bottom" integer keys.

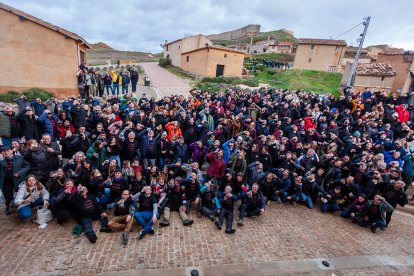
[
  {"left": 35, "top": 206, "right": 53, "bottom": 225},
  {"left": 0, "top": 190, "right": 4, "bottom": 205}
]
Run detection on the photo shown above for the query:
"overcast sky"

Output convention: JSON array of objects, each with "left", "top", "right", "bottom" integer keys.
[{"left": 3, "top": 0, "right": 414, "bottom": 53}]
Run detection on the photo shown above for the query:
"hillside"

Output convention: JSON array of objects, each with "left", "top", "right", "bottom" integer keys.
[
  {"left": 209, "top": 27, "right": 297, "bottom": 47},
  {"left": 87, "top": 42, "right": 161, "bottom": 65}
]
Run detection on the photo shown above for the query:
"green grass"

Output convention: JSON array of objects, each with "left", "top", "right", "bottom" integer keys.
[
  {"left": 199, "top": 76, "right": 259, "bottom": 87},
  {"left": 254, "top": 68, "right": 342, "bottom": 96}
]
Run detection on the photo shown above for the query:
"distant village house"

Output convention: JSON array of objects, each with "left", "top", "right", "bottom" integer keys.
[
  {"left": 293, "top": 38, "right": 346, "bottom": 72},
  {"left": 341, "top": 63, "right": 396, "bottom": 93}
]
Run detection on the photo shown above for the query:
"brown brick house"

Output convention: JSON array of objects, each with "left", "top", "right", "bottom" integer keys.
[
  {"left": 180, "top": 46, "right": 248, "bottom": 78},
  {"left": 341, "top": 63, "right": 396, "bottom": 93},
  {"left": 375, "top": 52, "right": 414, "bottom": 93},
  {"left": 0, "top": 3, "right": 90, "bottom": 98},
  {"left": 293, "top": 39, "right": 346, "bottom": 72}
]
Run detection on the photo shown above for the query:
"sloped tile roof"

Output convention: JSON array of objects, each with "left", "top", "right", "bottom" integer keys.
[
  {"left": 355, "top": 63, "right": 396, "bottom": 77},
  {"left": 299, "top": 38, "right": 347, "bottom": 46}
]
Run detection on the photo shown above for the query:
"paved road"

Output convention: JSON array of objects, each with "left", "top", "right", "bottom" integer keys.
[
  {"left": 139, "top": 62, "right": 192, "bottom": 98},
  {"left": 1, "top": 202, "right": 413, "bottom": 275}
]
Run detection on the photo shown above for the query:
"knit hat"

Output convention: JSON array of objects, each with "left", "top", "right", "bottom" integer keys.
[{"left": 353, "top": 131, "right": 361, "bottom": 137}]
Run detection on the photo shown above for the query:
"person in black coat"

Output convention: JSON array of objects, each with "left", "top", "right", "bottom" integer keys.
[
  {"left": 70, "top": 102, "right": 88, "bottom": 129},
  {"left": 51, "top": 179, "right": 77, "bottom": 224},
  {"left": 24, "top": 140, "right": 51, "bottom": 184},
  {"left": 68, "top": 184, "right": 109, "bottom": 243},
  {"left": 16, "top": 107, "right": 36, "bottom": 140},
  {"left": 0, "top": 146, "right": 31, "bottom": 214}
]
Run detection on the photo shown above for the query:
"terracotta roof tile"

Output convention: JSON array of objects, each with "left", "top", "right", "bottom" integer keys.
[
  {"left": 355, "top": 63, "right": 396, "bottom": 77},
  {"left": 299, "top": 38, "right": 347, "bottom": 46},
  {"left": 0, "top": 2, "right": 90, "bottom": 47}
]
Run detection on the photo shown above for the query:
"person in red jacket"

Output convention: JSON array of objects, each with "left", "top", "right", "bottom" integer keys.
[
  {"left": 165, "top": 121, "right": 183, "bottom": 141},
  {"left": 303, "top": 116, "right": 316, "bottom": 131},
  {"left": 206, "top": 149, "right": 226, "bottom": 182},
  {"left": 395, "top": 104, "right": 409, "bottom": 123}
]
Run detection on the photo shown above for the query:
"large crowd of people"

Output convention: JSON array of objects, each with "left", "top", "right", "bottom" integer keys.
[{"left": 0, "top": 82, "right": 412, "bottom": 244}]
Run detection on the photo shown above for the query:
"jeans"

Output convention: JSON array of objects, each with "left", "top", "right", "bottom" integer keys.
[
  {"left": 78, "top": 215, "right": 105, "bottom": 238},
  {"left": 105, "top": 85, "right": 113, "bottom": 96},
  {"left": 239, "top": 204, "right": 261, "bottom": 220},
  {"left": 358, "top": 218, "right": 386, "bottom": 230},
  {"left": 18, "top": 197, "right": 44, "bottom": 219},
  {"left": 321, "top": 202, "right": 340, "bottom": 213},
  {"left": 131, "top": 81, "right": 137, "bottom": 92},
  {"left": 99, "top": 189, "right": 120, "bottom": 209},
  {"left": 143, "top": 158, "right": 156, "bottom": 170},
  {"left": 122, "top": 84, "right": 129, "bottom": 94},
  {"left": 158, "top": 157, "right": 166, "bottom": 170},
  {"left": 112, "top": 83, "right": 119, "bottom": 95},
  {"left": 292, "top": 193, "right": 313, "bottom": 209},
  {"left": 135, "top": 211, "right": 156, "bottom": 233},
  {"left": 218, "top": 208, "right": 234, "bottom": 230},
  {"left": 201, "top": 206, "right": 215, "bottom": 216}
]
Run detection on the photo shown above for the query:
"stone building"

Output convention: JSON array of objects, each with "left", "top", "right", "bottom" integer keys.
[
  {"left": 180, "top": 46, "right": 247, "bottom": 78},
  {"left": 375, "top": 51, "right": 414, "bottom": 93},
  {"left": 0, "top": 3, "right": 90, "bottom": 98},
  {"left": 163, "top": 34, "right": 212, "bottom": 68},
  {"left": 341, "top": 63, "right": 396, "bottom": 93},
  {"left": 293, "top": 39, "right": 346, "bottom": 72}
]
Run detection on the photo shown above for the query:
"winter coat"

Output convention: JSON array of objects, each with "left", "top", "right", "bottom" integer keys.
[
  {"left": 40, "top": 141, "right": 61, "bottom": 170},
  {"left": 206, "top": 152, "right": 226, "bottom": 178},
  {"left": 70, "top": 106, "right": 88, "bottom": 129},
  {"left": 0, "top": 155, "right": 31, "bottom": 189},
  {"left": 402, "top": 154, "right": 414, "bottom": 177},
  {"left": 14, "top": 182, "right": 49, "bottom": 209},
  {"left": 17, "top": 110, "right": 36, "bottom": 140},
  {"left": 37, "top": 113, "right": 58, "bottom": 139},
  {"left": 24, "top": 148, "right": 51, "bottom": 179},
  {"left": 0, "top": 112, "right": 11, "bottom": 137},
  {"left": 86, "top": 143, "right": 108, "bottom": 168}
]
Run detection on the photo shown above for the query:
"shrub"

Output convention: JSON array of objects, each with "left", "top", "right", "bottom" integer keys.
[
  {"left": 23, "top": 88, "right": 54, "bottom": 101},
  {"left": 159, "top": 57, "right": 172, "bottom": 68},
  {"left": 0, "top": 91, "right": 20, "bottom": 103}
]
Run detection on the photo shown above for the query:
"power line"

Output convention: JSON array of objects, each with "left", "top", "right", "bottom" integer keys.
[{"left": 333, "top": 22, "right": 364, "bottom": 40}]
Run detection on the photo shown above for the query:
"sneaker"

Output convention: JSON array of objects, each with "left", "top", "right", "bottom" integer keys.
[
  {"left": 183, "top": 219, "right": 194, "bottom": 226},
  {"left": 149, "top": 226, "right": 155, "bottom": 235},
  {"left": 208, "top": 214, "right": 216, "bottom": 221},
  {"left": 380, "top": 226, "right": 387, "bottom": 231},
  {"left": 237, "top": 219, "right": 244, "bottom": 226},
  {"left": 100, "top": 227, "right": 112, "bottom": 233},
  {"left": 292, "top": 201, "right": 297, "bottom": 206},
  {"left": 215, "top": 220, "right": 222, "bottom": 230},
  {"left": 159, "top": 219, "right": 170, "bottom": 227},
  {"left": 5, "top": 208, "right": 11, "bottom": 216},
  {"left": 88, "top": 234, "right": 97, "bottom": 244},
  {"left": 137, "top": 230, "right": 145, "bottom": 240},
  {"left": 370, "top": 225, "right": 377, "bottom": 233},
  {"left": 225, "top": 229, "right": 236, "bottom": 234},
  {"left": 197, "top": 212, "right": 202, "bottom": 218},
  {"left": 121, "top": 232, "right": 128, "bottom": 244}
]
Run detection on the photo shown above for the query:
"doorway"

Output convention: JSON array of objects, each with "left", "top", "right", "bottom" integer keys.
[{"left": 216, "top": 64, "right": 224, "bottom": 77}]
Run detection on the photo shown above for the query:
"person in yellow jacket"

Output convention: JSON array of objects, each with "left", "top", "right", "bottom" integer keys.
[{"left": 111, "top": 70, "right": 122, "bottom": 95}]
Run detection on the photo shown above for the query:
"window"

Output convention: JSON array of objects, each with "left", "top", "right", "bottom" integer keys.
[
  {"left": 310, "top": 44, "right": 315, "bottom": 50},
  {"left": 166, "top": 45, "right": 168, "bottom": 51},
  {"left": 335, "top": 46, "right": 340, "bottom": 51},
  {"left": 308, "top": 58, "right": 312, "bottom": 63},
  {"left": 381, "top": 76, "right": 385, "bottom": 81},
  {"left": 186, "top": 56, "right": 189, "bottom": 62},
  {"left": 224, "top": 54, "right": 227, "bottom": 58}
]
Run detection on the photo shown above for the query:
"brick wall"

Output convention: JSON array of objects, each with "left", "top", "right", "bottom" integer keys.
[{"left": 376, "top": 54, "right": 413, "bottom": 93}]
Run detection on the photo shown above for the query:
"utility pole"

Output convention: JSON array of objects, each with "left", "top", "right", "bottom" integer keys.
[{"left": 347, "top": 16, "right": 371, "bottom": 87}]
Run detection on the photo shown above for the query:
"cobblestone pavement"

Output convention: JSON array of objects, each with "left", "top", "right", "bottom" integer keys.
[
  {"left": 139, "top": 62, "right": 192, "bottom": 98},
  {"left": 0, "top": 201, "right": 413, "bottom": 275}
]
